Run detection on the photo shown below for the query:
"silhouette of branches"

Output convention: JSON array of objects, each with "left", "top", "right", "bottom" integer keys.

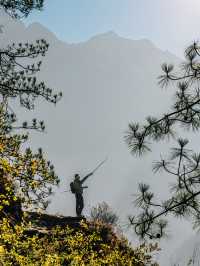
[
  {"left": 125, "top": 42, "right": 200, "bottom": 156},
  {"left": 0, "top": 1, "right": 61, "bottom": 215},
  {"left": 127, "top": 43, "right": 200, "bottom": 239},
  {"left": 0, "top": 39, "right": 62, "bottom": 132},
  {"left": 129, "top": 139, "right": 200, "bottom": 239}
]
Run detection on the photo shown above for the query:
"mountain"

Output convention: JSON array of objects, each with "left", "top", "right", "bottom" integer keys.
[{"left": 0, "top": 11, "right": 194, "bottom": 265}]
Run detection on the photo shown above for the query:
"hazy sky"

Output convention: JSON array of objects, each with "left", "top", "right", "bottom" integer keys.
[{"left": 25, "top": 0, "right": 200, "bottom": 57}]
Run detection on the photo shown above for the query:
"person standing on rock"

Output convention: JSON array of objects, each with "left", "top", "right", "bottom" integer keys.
[
  {"left": 70, "top": 172, "right": 93, "bottom": 216},
  {"left": 70, "top": 158, "right": 108, "bottom": 217}
]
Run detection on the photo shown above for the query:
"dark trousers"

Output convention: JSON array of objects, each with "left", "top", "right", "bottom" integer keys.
[{"left": 75, "top": 193, "right": 84, "bottom": 216}]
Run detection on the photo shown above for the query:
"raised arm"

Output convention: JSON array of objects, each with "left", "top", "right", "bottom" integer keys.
[{"left": 81, "top": 172, "right": 93, "bottom": 184}]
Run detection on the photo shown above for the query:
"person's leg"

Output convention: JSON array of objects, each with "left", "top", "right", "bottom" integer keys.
[
  {"left": 76, "top": 193, "right": 84, "bottom": 216},
  {"left": 79, "top": 194, "right": 84, "bottom": 216},
  {"left": 75, "top": 194, "right": 80, "bottom": 216}
]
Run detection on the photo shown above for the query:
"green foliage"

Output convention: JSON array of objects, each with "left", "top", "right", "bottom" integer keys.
[
  {"left": 0, "top": 106, "right": 59, "bottom": 218},
  {"left": 0, "top": 1, "right": 62, "bottom": 223},
  {"left": 0, "top": 0, "right": 62, "bottom": 216}
]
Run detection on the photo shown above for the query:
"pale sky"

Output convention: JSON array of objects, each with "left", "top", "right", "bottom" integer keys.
[{"left": 25, "top": 0, "right": 200, "bottom": 57}]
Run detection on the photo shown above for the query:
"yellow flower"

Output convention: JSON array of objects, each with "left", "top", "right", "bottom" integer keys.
[
  {"left": 13, "top": 196, "right": 17, "bottom": 201},
  {"left": 0, "top": 245, "right": 5, "bottom": 255},
  {"left": 0, "top": 158, "right": 12, "bottom": 172}
]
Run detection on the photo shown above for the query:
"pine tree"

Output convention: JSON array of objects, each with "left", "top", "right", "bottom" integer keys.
[
  {"left": 0, "top": 1, "right": 62, "bottom": 220},
  {"left": 126, "top": 42, "right": 200, "bottom": 239},
  {"left": 0, "top": 106, "right": 59, "bottom": 222}
]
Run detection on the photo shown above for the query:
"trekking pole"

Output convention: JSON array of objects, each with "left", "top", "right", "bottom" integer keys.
[
  {"left": 62, "top": 157, "right": 108, "bottom": 193},
  {"left": 92, "top": 157, "right": 108, "bottom": 174}
]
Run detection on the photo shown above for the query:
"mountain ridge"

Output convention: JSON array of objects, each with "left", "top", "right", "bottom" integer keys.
[{"left": 0, "top": 10, "right": 179, "bottom": 61}]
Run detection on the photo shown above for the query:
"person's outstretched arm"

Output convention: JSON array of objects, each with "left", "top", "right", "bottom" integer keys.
[{"left": 81, "top": 172, "right": 93, "bottom": 184}]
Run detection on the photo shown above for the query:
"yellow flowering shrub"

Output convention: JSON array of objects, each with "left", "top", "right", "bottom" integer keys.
[
  {"left": 0, "top": 105, "right": 59, "bottom": 222},
  {"left": 0, "top": 218, "right": 159, "bottom": 266}
]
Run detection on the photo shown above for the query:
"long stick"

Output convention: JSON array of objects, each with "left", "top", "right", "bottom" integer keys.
[
  {"left": 92, "top": 157, "right": 108, "bottom": 174},
  {"left": 62, "top": 157, "right": 108, "bottom": 193}
]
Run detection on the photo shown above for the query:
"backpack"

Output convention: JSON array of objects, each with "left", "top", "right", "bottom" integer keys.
[{"left": 70, "top": 182, "right": 76, "bottom": 194}]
